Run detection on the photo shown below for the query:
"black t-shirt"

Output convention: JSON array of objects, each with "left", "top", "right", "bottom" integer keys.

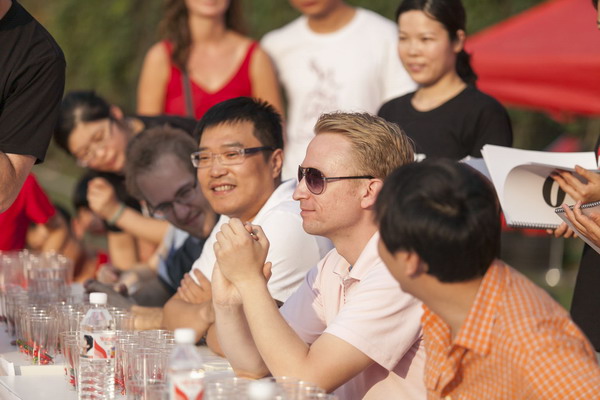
[
  {"left": 0, "top": 0, "right": 66, "bottom": 162},
  {"left": 378, "top": 86, "right": 513, "bottom": 159}
]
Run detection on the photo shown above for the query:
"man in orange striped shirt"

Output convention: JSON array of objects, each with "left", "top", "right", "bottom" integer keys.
[{"left": 376, "top": 158, "right": 600, "bottom": 399}]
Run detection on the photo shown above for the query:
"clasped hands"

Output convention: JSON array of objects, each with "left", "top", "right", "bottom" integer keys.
[{"left": 211, "top": 218, "right": 272, "bottom": 305}]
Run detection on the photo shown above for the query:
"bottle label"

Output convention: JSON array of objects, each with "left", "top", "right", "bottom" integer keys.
[
  {"left": 170, "top": 377, "right": 204, "bottom": 400},
  {"left": 81, "top": 330, "right": 116, "bottom": 359}
]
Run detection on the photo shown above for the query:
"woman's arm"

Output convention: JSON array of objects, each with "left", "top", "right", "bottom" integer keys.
[
  {"left": 249, "top": 46, "right": 284, "bottom": 119},
  {"left": 137, "top": 42, "right": 171, "bottom": 116}
]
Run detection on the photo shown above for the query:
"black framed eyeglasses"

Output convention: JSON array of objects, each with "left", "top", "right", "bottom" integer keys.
[
  {"left": 190, "top": 146, "right": 275, "bottom": 168},
  {"left": 146, "top": 178, "right": 199, "bottom": 218},
  {"left": 298, "top": 166, "right": 374, "bottom": 195}
]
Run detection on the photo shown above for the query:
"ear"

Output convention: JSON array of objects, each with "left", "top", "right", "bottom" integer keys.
[
  {"left": 360, "top": 178, "right": 384, "bottom": 209},
  {"left": 454, "top": 29, "right": 466, "bottom": 53},
  {"left": 110, "top": 105, "right": 125, "bottom": 121},
  {"left": 399, "top": 251, "right": 427, "bottom": 278},
  {"left": 269, "top": 148, "right": 284, "bottom": 179}
]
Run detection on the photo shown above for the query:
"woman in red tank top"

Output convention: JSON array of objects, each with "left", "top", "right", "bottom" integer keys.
[{"left": 137, "top": 0, "right": 283, "bottom": 120}]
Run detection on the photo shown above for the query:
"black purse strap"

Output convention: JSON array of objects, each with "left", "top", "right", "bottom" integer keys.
[{"left": 182, "top": 71, "right": 195, "bottom": 118}]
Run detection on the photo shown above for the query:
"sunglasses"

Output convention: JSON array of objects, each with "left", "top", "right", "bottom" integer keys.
[{"left": 298, "top": 166, "right": 374, "bottom": 195}]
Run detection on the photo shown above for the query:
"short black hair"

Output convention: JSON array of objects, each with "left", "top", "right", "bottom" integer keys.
[
  {"left": 55, "top": 91, "right": 111, "bottom": 155},
  {"left": 194, "top": 97, "right": 283, "bottom": 151},
  {"left": 376, "top": 159, "right": 500, "bottom": 282}
]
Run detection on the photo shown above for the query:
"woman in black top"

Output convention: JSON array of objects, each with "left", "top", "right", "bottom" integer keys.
[{"left": 378, "top": 0, "right": 512, "bottom": 159}]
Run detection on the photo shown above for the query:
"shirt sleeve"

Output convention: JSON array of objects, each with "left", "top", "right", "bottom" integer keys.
[
  {"left": 23, "top": 175, "right": 55, "bottom": 225},
  {"left": 325, "top": 263, "right": 423, "bottom": 371},
  {"left": 468, "top": 94, "right": 513, "bottom": 157},
  {"left": 0, "top": 56, "right": 65, "bottom": 163}
]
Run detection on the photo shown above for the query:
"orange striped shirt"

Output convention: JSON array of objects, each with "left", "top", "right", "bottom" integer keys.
[{"left": 422, "top": 261, "right": 600, "bottom": 400}]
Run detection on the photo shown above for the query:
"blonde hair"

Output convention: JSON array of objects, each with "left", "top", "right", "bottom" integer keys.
[{"left": 314, "top": 112, "right": 414, "bottom": 178}]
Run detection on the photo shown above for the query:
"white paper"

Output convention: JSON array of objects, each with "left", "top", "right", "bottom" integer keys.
[{"left": 481, "top": 145, "right": 599, "bottom": 228}]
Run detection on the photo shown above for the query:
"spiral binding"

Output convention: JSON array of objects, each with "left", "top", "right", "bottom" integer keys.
[
  {"left": 508, "top": 222, "right": 559, "bottom": 230},
  {"left": 554, "top": 200, "right": 600, "bottom": 214}
]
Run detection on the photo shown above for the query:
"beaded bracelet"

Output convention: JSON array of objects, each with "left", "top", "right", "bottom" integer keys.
[{"left": 107, "top": 202, "right": 126, "bottom": 226}]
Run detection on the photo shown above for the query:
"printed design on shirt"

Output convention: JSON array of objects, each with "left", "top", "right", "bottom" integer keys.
[{"left": 300, "top": 59, "right": 341, "bottom": 136}]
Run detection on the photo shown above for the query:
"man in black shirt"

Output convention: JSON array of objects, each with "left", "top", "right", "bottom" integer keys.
[{"left": 0, "top": 0, "right": 66, "bottom": 212}]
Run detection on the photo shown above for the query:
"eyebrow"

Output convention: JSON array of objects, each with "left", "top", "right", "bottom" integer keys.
[{"left": 198, "top": 142, "right": 245, "bottom": 151}]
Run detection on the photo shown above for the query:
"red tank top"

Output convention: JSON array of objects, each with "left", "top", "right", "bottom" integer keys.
[{"left": 163, "top": 41, "right": 257, "bottom": 119}]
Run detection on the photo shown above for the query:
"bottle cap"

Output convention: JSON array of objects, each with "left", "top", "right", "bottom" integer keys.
[
  {"left": 247, "top": 380, "right": 278, "bottom": 400},
  {"left": 174, "top": 328, "right": 196, "bottom": 344},
  {"left": 89, "top": 292, "right": 108, "bottom": 305}
]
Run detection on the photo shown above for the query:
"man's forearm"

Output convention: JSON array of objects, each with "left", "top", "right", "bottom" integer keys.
[
  {"left": 162, "top": 295, "right": 214, "bottom": 342},
  {"left": 131, "top": 306, "right": 163, "bottom": 330},
  {"left": 0, "top": 152, "right": 34, "bottom": 213},
  {"left": 236, "top": 279, "right": 312, "bottom": 378},
  {"left": 214, "top": 301, "right": 270, "bottom": 378}
]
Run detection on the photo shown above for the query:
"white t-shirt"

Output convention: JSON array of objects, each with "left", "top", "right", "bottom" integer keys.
[
  {"left": 191, "top": 179, "right": 332, "bottom": 302},
  {"left": 262, "top": 8, "right": 416, "bottom": 180}
]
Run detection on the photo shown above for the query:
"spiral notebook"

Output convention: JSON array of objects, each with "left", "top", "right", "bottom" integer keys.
[
  {"left": 481, "top": 145, "right": 599, "bottom": 229},
  {"left": 556, "top": 201, "right": 600, "bottom": 254}
]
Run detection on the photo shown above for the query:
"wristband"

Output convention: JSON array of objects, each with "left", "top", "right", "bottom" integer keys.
[{"left": 107, "top": 202, "right": 126, "bottom": 226}]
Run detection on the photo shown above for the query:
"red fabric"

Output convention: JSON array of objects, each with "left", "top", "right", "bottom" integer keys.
[
  {"left": 465, "top": 0, "right": 600, "bottom": 119},
  {"left": 163, "top": 41, "right": 256, "bottom": 119},
  {"left": 0, "top": 174, "right": 55, "bottom": 250}
]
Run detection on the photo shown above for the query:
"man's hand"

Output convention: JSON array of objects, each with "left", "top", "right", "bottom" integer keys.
[
  {"left": 214, "top": 219, "right": 270, "bottom": 287},
  {"left": 96, "top": 263, "right": 120, "bottom": 284},
  {"left": 551, "top": 166, "right": 600, "bottom": 203},
  {"left": 178, "top": 270, "right": 212, "bottom": 304},
  {"left": 87, "top": 178, "right": 121, "bottom": 221},
  {"left": 562, "top": 202, "right": 600, "bottom": 248},
  {"left": 211, "top": 260, "right": 273, "bottom": 308}
]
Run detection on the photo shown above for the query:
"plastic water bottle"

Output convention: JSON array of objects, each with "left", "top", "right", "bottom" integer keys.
[
  {"left": 78, "top": 292, "right": 116, "bottom": 399},
  {"left": 168, "top": 328, "right": 204, "bottom": 400}
]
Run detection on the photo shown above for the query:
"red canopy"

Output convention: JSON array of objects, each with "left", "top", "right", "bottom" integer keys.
[{"left": 465, "top": 0, "right": 600, "bottom": 119}]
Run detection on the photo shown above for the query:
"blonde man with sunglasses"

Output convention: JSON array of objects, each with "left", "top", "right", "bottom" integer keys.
[{"left": 212, "top": 112, "right": 426, "bottom": 399}]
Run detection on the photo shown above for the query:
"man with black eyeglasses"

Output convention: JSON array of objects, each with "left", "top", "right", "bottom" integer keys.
[
  {"left": 162, "top": 97, "right": 331, "bottom": 345},
  {"left": 212, "top": 112, "right": 426, "bottom": 399}
]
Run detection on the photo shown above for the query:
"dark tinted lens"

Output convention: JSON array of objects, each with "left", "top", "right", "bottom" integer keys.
[{"left": 305, "top": 168, "right": 324, "bottom": 194}]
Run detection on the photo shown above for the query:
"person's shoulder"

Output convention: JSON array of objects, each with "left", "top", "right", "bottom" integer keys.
[
  {"left": 262, "top": 16, "right": 306, "bottom": 47},
  {"left": 143, "top": 41, "right": 171, "bottom": 63},
  {"left": 5, "top": 2, "right": 64, "bottom": 64},
  {"left": 460, "top": 86, "right": 506, "bottom": 111},
  {"left": 354, "top": 8, "right": 397, "bottom": 35},
  {"left": 496, "top": 265, "right": 582, "bottom": 348},
  {"left": 379, "top": 92, "right": 414, "bottom": 116}
]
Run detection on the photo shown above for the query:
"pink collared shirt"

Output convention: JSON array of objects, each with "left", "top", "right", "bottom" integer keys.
[{"left": 280, "top": 233, "right": 426, "bottom": 399}]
